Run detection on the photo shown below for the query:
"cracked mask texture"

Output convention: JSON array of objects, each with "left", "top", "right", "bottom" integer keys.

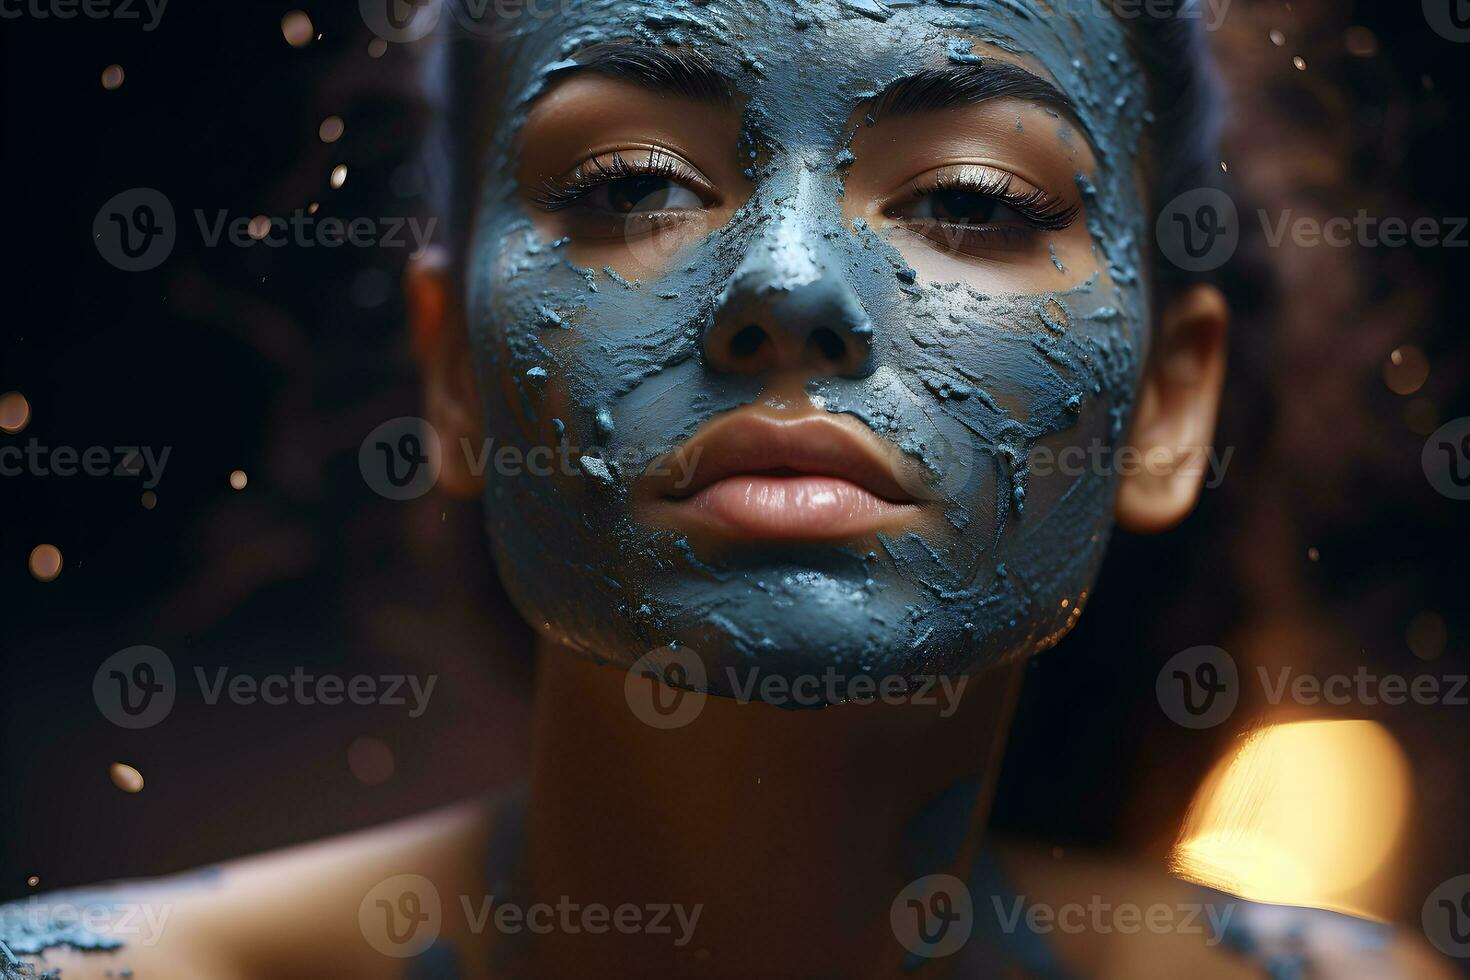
[{"left": 455, "top": 0, "right": 1151, "bottom": 700}]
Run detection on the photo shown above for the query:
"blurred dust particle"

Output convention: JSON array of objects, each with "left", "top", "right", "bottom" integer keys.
[
  {"left": 28, "top": 544, "right": 62, "bottom": 582},
  {"left": 25, "top": 875, "right": 39, "bottom": 888},
  {"left": 368, "top": 38, "right": 388, "bottom": 58},
  {"left": 319, "top": 115, "right": 345, "bottom": 143},
  {"left": 110, "top": 762, "right": 145, "bottom": 793},
  {"left": 0, "top": 391, "right": 30, "bottom": 433},
  {"left": 281, "top": 10, "right": 313, "bottom": 47},
  {"left": 1407, "top": 612, "right": 1448, "bottom": 662},
  {"left": 230, "top": 469, "right": 248, "bottom": 490},
  {"left": 330, "top": 164, "right": 347, "bottom": 189},
  {"left": 100, "top": 64, "right": 125, "bottom": 90},
  {"left": 141, "top": 490, "right": 158, "bottom": 509},
  {"left": 348, "top": 736, "right": 394, "bottom": 786},
  {"left": 1384, "top": 345, "right": 1429, "bottom": 396},
  {"left": 1344, "top": 26, "right": 1378, "bottom": 58}
]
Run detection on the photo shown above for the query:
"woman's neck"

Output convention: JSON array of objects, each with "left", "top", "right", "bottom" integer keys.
[{"left": 519, "top": 642, "right": 1024, "bottom": 976}]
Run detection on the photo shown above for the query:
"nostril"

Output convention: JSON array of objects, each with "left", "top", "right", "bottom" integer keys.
[
  {"left": 807, "top": 327, "right": 847, "bottom": 364},
  {"left": 730, "top": 323, "right": 767, "bottom": 359}
]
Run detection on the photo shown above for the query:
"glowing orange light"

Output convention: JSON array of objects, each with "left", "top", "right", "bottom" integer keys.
[
  {"left": 1173, "top": 720, "right": 1410, "bottom": 918},
  {"left": 110, "top": 762, "right": 145, "bottom": 793},
  {"left": 281, "top": 10, "right": 313, "bottom": 47},
  {"left": 0, "top": 391, "right": 30, "bottom": 433},
  {"left": 29, "top": 544, "right": 62, "bottom": 582}
]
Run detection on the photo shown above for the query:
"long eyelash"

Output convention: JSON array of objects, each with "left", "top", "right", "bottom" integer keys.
[
  {"left": 531, "top": 149, "right": 694, "bottom": 212},
  {"left": 914, "top": 169, "right": 1080, "bottom": 231}
]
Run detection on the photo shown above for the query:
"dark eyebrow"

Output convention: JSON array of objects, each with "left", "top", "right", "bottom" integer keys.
[
  {"left": 873, "top": 62, "right": 1076, "bottom": 122},
  {"left": 563, "top": 42, "right": 734, "bottom": 106}
]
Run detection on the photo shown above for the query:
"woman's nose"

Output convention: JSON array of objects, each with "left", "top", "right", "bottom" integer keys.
[{"left": 704, "top": 210, "right": 874, "bottom": 379}]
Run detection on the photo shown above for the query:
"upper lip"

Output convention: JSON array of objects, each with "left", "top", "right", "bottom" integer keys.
[{"left": 641, "top": 411, "right": 922, "bottom": 503}]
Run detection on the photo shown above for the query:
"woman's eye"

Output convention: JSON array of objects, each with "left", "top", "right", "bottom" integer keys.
[
  {"left": 589, "top": 176, "right": 703, "bottom": 214},
  {"left": 903, "top": 190, "right": 1023, "bottom": 226}
]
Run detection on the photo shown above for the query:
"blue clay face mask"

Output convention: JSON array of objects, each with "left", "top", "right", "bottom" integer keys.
[{"left": 458, "top": 0, "right": 1151, "bottom": 701}]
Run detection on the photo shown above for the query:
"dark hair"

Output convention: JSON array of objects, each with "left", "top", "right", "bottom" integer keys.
[{"left": 1120, "top": 2, "right": 1230, "bottom": 295}]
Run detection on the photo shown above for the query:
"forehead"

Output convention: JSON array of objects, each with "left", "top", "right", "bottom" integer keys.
[{"left": 492, "top": 0, "right": 1141, "bottom": 153}]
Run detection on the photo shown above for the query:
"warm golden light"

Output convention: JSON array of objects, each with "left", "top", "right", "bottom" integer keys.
[
  {"left": 281, "top": 10, "right": 313, "bottom": 48},
  {"left": 0, "top": 391, "right": 30, "bottom": 433},
  {"left": 229, "top": 469, "right": 248, "bottom": 490},
  {"left": 1172, "top": 719, "right": 1410, "bottom": 917},
  {"left": 1384, "top": 344, "right": 1430, "bottom": 396},
  {"left": 29, "top": 543, "right": 62, "bottom": 582},
  {"left": 330, "top": 164, "right": 348, "bottom": 189},
  {"left": 110, "top": 762, "right": 145, "bottom": 793},
  {"left": 348, "top": 736, "right": 395, "bottom": 786}
]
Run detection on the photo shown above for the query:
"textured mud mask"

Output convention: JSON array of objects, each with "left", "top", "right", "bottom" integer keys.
[{"left": 455, "top": 0, "right": 1150, "bottom": 700}]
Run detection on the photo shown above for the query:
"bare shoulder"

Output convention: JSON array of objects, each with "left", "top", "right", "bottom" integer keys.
[
  {"left": 988, "top": 838, "right": 1457, "bottom": 979},
  {"left": 5, "top": 798, "right": 498, "bottom": 980}
]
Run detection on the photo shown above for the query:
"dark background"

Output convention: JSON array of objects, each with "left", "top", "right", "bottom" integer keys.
[{"left": 2, "top": 0, "right": 1467, "bottom": 935}]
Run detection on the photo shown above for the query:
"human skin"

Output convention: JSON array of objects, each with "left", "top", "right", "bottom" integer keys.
[
  {"left": 8, "top": 1, "right": 1294, "bottom": 976},
  {"left": 417, "top": 0, "right": 1233, "bottom": 701}
]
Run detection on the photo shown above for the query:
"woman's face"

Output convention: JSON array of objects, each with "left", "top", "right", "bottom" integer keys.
[{"left": 461, "top": 0, "right": 1151, "bottom": 699}]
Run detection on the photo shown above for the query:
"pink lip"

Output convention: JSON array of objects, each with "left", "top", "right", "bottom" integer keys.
[
  {"left": 687, "top": 474, "right": 914, "bottom": 539},
  {"left": 636, "top": 412, "right": 927, "bottom": 542}
]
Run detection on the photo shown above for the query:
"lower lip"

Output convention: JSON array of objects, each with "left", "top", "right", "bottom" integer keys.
[{"left": 678, "top": 475, "right": 916, "bottom": 540}]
